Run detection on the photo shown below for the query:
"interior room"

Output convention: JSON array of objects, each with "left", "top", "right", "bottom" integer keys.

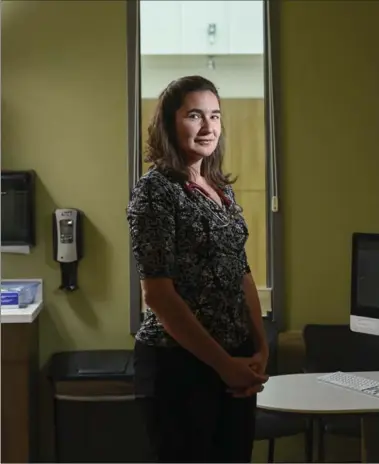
[{"left": 1, "top": 0, "right": 379, "bottom": 463}]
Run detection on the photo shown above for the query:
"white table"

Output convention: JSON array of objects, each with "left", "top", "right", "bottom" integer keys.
[{"left": 257, "top": 372, "right": 379, "bottom": 462}]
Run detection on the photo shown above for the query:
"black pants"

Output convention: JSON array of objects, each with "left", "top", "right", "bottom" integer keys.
[{"left": 134, "top": 339, "right": 257, "bottom": 463}]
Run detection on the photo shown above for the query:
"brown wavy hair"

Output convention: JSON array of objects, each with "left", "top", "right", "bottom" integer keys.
[{"left": 144, "top": 75, "right": 234, "bottom": 187}]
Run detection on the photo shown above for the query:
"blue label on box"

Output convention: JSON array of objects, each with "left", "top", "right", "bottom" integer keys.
[{"left": 1, "top": 292, "right": 19, "bottom": 306}]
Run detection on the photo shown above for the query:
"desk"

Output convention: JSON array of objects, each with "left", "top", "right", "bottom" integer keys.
[
  {"left": 1, "top": 300, "right": 43, "bottom": 323},
  {"left": 257, "top": 372, "right": 379, "bottom": 462}
]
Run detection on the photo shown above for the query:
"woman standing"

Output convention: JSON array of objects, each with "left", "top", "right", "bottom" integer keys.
[{"left": 127, "top": 75, "right": 269, "bottom": 463}]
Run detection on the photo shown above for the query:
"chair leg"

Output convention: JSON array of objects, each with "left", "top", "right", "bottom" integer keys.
[
  {"left": 53, "top": 397, "right": 60, "bottom": 463},
  {"left": 317, "top": 419, "right": 325, "bottom": 462},
  {"left": 268, "top": 439, "right": 275, "bottom": 463},
  {"left": 304, "top": 418, "right": 314, "bottom": 462}
]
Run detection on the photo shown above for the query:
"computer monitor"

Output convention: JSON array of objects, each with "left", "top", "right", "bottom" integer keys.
[{"left": 350, "top": 232, "right": 379, "bottom": 336}]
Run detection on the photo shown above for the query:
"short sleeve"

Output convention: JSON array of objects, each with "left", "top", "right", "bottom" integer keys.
[{"left": 126, "top": 174, "right": 176, "bottom": 279}]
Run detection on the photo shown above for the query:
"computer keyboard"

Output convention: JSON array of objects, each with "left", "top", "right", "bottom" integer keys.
[{"left": 317, "top": 371, "right": 379, "bottom": 398}]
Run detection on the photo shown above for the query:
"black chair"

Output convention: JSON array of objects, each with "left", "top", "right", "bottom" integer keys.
[
  {"left": 254, "top": 320, "right": 314, "bottom": 462},
  {"left": 255, "top": 410, "right": 314, "bottom": 463},
  {"left": 302, "top": 324, "right": 379, "bottom": 462}
]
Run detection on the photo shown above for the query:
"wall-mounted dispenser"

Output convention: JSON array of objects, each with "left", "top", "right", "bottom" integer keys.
[
  {"left": 1, "top": 170, "right": 36, "bottom": 247},
  {"left": 53, "top": 208, "right": 84, "bottom": 291}
]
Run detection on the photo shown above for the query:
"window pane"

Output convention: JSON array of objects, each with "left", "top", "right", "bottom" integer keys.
[{"left": 140, "top": 0, "right": 268, "bottom": 310}]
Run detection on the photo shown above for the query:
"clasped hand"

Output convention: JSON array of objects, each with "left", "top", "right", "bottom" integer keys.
[{"left": 220, "top": 351, "right": 269, "bottom": 398}]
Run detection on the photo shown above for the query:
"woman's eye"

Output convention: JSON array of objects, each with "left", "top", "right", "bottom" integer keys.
[{"left": 187, "top": 113, "right": 220, "bottom": 121}]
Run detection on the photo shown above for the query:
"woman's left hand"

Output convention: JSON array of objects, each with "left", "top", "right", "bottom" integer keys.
[
  {"left": 249, "top": 348, "right": 269, "bottom": 375},
  {"left": 228, "top": 349, "right": 270, "bottom": 398}
]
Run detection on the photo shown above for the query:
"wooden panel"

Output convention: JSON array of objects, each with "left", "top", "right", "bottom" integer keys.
[
  {"left": 222, "top": 99, "right": 266, "bottom": 192},
  {"left": 234, "top": 190, "right": 267, "bottom": 287},
  {"left": 141, "top": 98, "right": 267, "bottom": 288},
  {"left": 1, "top": 320, "right": 40, "bottom": 463}
]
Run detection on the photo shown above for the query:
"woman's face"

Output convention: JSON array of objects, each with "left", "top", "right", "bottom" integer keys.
[{"left": 175, "top": 90, "right": 221, "bottom": 162}]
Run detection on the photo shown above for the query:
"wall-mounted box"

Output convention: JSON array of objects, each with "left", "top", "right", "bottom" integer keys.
[{"left": 1, "top": 170, "right": 36, "bottom": 247}]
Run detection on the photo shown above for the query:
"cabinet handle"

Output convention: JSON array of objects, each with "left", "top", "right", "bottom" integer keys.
[{"left": 208, "top": 23, "right": 217, "bottom": 45}]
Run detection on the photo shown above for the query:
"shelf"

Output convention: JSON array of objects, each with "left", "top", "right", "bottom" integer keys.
[{"left": 1, "top": 278, "right": 43, "bottom": 324}]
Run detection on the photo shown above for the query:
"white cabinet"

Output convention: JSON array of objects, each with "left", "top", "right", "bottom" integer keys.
[
  {"left": 229, "top": 1, "right": 264, "bottom": 55},
  {"left": 140, "top": 0, "right": 264, "bottom": 56},
  {"left": 140, "top": 1, "right": 182, "bottom": 55},
  {"left": 181, "top": 1, "right": 230, "bottom": 55}
]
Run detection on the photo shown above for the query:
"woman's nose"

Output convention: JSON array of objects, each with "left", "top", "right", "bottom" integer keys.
[{"left": 201, "top": 117, "right": 212, "bottom": 131}]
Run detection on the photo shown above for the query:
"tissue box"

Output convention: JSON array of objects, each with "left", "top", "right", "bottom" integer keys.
[
  {"left": 1, "top": 282, "right": 40, "bottom": 308},
  {"left": 1, "top": 290, "right": 20, "bottom": 308}
]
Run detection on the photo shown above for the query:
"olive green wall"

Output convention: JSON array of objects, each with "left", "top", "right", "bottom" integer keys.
[
  {"left": 1, "top": 0, "right": 132, "bottom": 366},
  {"left": 278, "top": 0, "right": 379, "bottom": 329},
  {"left": 2, "top": 0, "right": 379, "bottom": 371}
]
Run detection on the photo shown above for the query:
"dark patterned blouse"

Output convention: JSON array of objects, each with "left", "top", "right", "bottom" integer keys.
[{"left": 127, "top": 168, "right": 252, "bottom": 351}]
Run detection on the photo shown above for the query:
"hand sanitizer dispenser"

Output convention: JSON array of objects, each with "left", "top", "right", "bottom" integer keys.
[{"left": 53, "top": 209, "right": 84, "bottom": 291}]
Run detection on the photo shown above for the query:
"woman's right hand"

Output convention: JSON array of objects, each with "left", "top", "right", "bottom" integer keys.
[{"left": 217, "top": 356, "right": 268, "bottom": 392}]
